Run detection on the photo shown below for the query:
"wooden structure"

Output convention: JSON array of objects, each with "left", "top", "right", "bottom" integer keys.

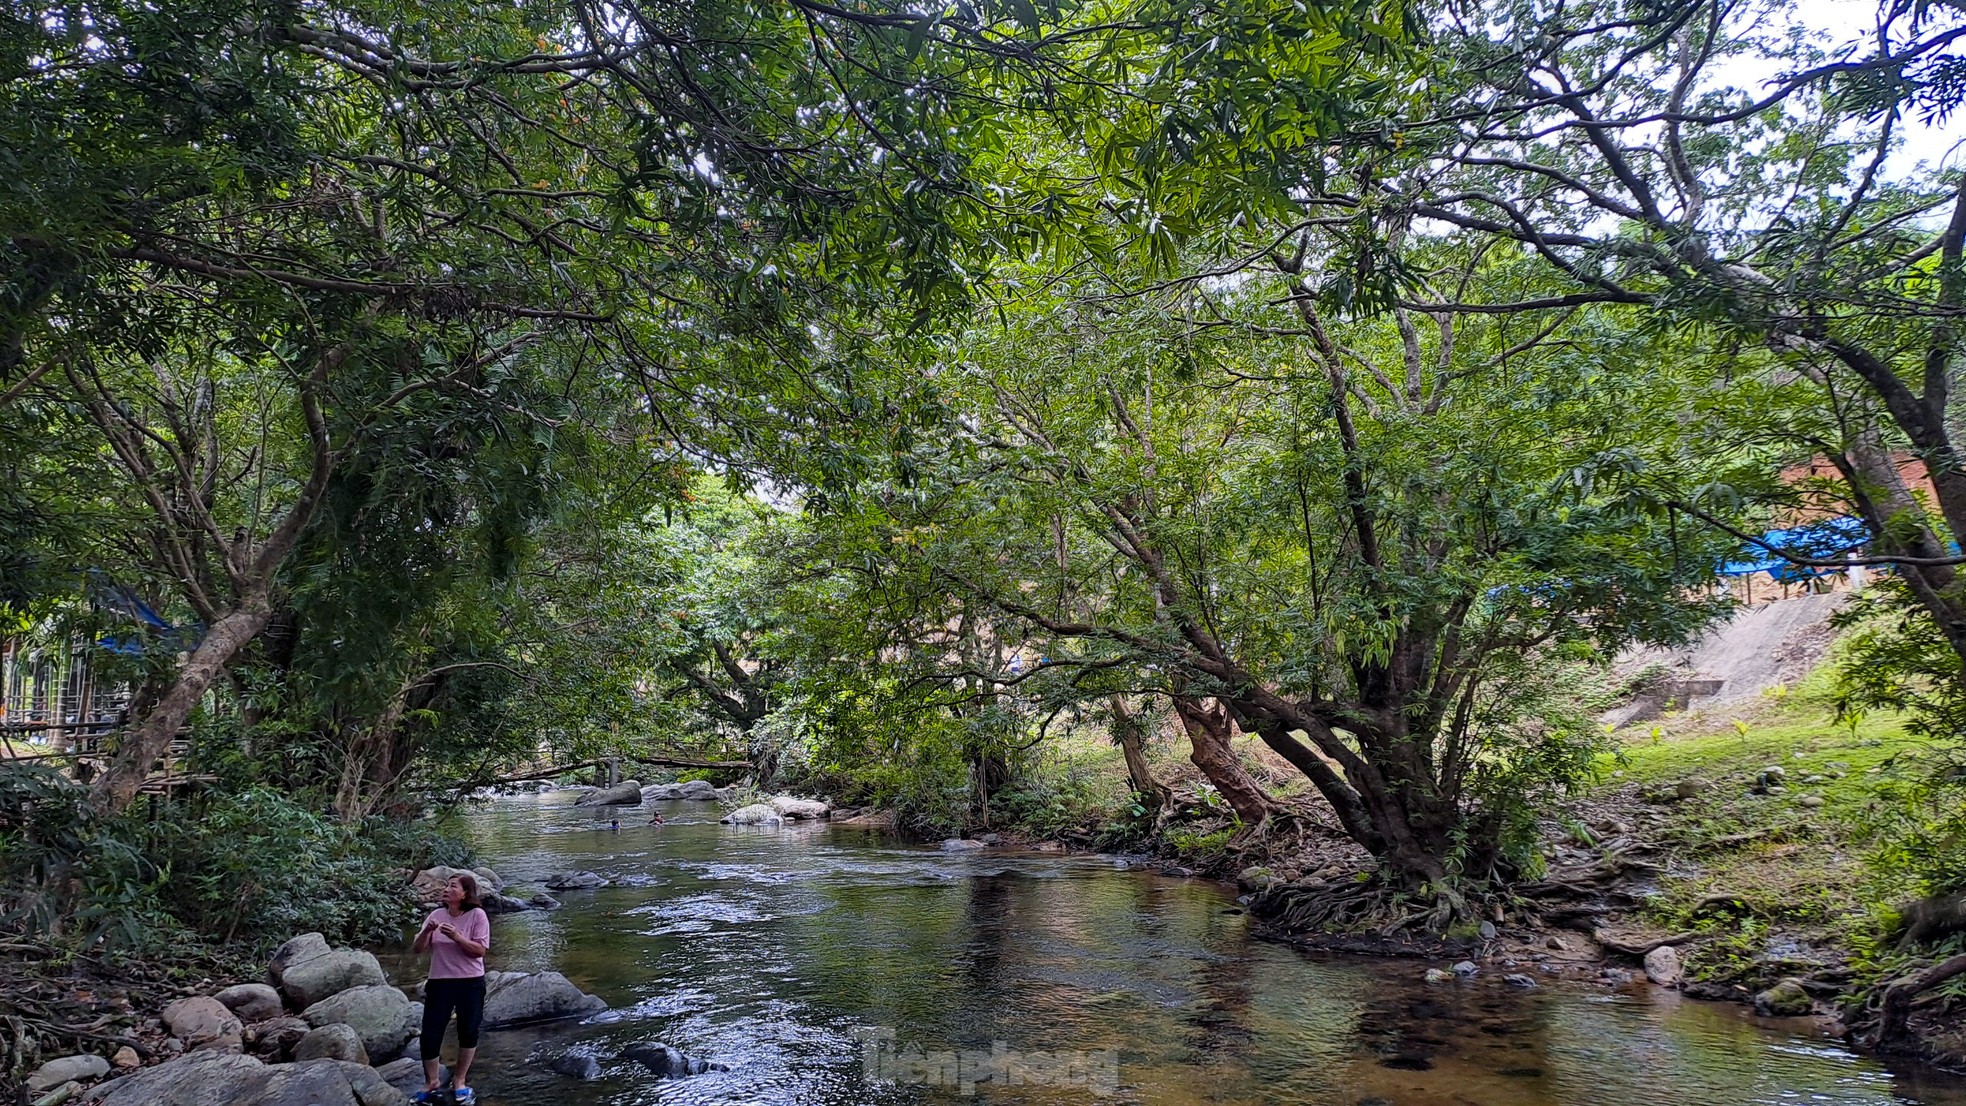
[
  {"left": 1, "top": 636, "right": 132, "bottom": 755},
  {"left": 1, "top": 635, "right": 203, "bottom": 797}
]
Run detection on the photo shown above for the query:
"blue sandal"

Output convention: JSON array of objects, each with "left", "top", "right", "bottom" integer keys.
[{"left": 454, "top": 1089, "right": 476, "bottom": 1104}]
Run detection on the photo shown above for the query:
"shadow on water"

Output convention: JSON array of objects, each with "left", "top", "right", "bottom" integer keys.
[{"left": 377, "top": 791, "right": 1966, "bottom": 1106}]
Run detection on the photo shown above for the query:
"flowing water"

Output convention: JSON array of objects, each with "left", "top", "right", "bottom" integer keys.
[{"left": 394, "top": 790, "right": 1966, "bottom": 1106}]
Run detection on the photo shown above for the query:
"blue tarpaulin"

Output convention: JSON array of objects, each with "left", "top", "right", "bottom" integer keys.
[
  {"left": 1718, "top": 515, "right": 1869, "bottom": 577},
  {"left": 87, "top": 571, "right": 204, "bottom": 654}
]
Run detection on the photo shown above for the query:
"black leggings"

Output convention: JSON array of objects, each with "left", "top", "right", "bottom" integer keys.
[{"left": 422, "top": 976, "right": 487, "bottom": 1058}]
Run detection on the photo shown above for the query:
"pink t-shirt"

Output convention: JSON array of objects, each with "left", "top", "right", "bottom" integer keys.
[{"left": 424, "top": 907, "right": 491, "bottom": 979}]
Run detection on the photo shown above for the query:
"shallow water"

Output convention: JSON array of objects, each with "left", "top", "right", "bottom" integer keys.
[{"left": 390, "top": 791, "right": 1966, "bottom": 1106}]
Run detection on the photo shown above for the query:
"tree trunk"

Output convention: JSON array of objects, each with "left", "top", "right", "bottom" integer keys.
[
  {"left": 1109, "top": 696, "right": 1172, "bottom": 812},
  {"left": 1171, "top": 695, "right": 1275, "bottom": 827},
  {"left": 90, "top": 592, "right": 273, "bottom": 812},
  {"left": 1838, "top": 435, "right": 1966, "bottom": 667}
]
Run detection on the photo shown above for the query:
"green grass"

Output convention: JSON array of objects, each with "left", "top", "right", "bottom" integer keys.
[
  {"left": 1578, "top": 677, "right": 1951, "bottom": 988},
  {"left": 1595, "top": 664, "right": 1932, "bottom": 803}
]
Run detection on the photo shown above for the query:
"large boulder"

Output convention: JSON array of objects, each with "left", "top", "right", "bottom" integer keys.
[
  {"left": 721, "top": 804, "right": 781, "bottom": 826},
  {"left": 372, "top": 1058, "right": 446, "bottom": 1099},
  {"left": 246, "top": 1016, "right": 311, "bottom": 1060},
  {"left": 275, "top": 943, "right": 387, "bottom": 1010},
  {"left": 575, "top": 780, "right": 643, "bottom": 806},
  {"left": 769, "top": 795, "right": 830, "bottom": 820},
  {"left": 26, "top": 1054, "right": 111, "bottom": 1094},
  {"left": 213, "top": 983, "right": 283, "bottom": 1024},
  {"left": 480, "top": 970, "right": 607, "bottom": 1028},
  {"left": 267, "top": 933, "right": 331, "bottom": 990},
  {"left": 162, "top": 996, "right": 243, "bottom": 1053},
  {"left": 544, "top": 871, "right": 608, "bottom": 891},
  {"left": 387, "top": 1003, "right": 424, "bottom": 1064},
  {"left": 410, "top": 865, "right": 504, "bottom": 903},
  {"left": 302, "top": 985, "right": 415, "bottom": 1060},
  {"left": 678, "top": 779, "right": 720, "bottom": 801},
  {"left": 641, "top": 783, "right": 686, "bottom": 801},
  {"left": 84, "top": 1050, "right": 407, "bottom": 1106},
  {"left": 292, "top": 1024, "right": 367, "bottom": 1065}
]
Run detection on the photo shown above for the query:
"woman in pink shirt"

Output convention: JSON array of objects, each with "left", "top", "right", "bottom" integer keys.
[{"left": 412, "top": 873, "right": 491, "bottom": 1104}]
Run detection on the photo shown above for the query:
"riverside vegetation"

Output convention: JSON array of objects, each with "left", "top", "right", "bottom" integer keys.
[{"left": 4, "top": 0, "right": 1966, "bottom": 1094}]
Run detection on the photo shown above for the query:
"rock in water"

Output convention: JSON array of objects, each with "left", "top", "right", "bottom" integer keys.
[
  {"left": 1643, "top": 945, "right": 1683, "bottom": 987},
  {"left": 547, "top": 1053, "right": 603, "bottom": 1080},
  {"left": 1503, "top": 974, "right": 1538, "bottom": 989},
  {"left": 1754, "top": 978, "right": 1813, "bottom": 1017},
  {"left": 214, "top": 983, "right": 284, "bottom": 1024},
  {"left": 373, "top": 1057, "right": 447, "bottom": 1098},
  {"left": 721, "top": 804, "right": 782, "bottom": 825},
  {"left": 480, "top": 970, "right": 608, "bottom": 1028},
  {"left": 301, "top": 985, "right": 414, "bottom": 1060},
  {"left": 292, "top": 1023, "right": 367, "bottom": 1064},
  {"left": 623, "top": 1041, "right": 729, "bottom": 1077},
  {"left": 642, "top": 783, "right": 686, "bottom": 801},
  {"left": 544, "top": 870, "right": 609, "bottom": 890},
  {"left": 25, "top": 1054, "right": 111, "bottom": 1094},
  {"left": 162, "top": 995, "right": 244, "bottom": 1052},
  {"left": 481, "top": 891, "right": 535, "bottom": 914},
  {"left": 941, "top": 838, "right": 988, "bottom": 852},
  {"left": 1452, "top": 961, "right": 1479, "bottom": 978},
  {"left": 576, "top": 780, "right": 645, "bottom": 806},
  {"left": 768, "top": 795, "right": 830, "bottom": 820},
  {"left": 89, "top": 1050, "right": 409, "bottom": 1106},
  {"left": 679, "top": 779, "right": 720, "bottom": 801},
  {"left": 1423, "top": 968, "right": 1452, "bottom": 983}
]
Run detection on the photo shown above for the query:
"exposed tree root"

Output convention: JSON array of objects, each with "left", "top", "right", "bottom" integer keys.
[{"left": 1861, "top": 951, "right": 1966, "bottom": 1055}]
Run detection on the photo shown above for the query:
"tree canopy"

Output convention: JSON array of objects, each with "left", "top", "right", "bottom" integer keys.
[{"left": 4, "top": 0, "right": 1963, "bottom": 914}]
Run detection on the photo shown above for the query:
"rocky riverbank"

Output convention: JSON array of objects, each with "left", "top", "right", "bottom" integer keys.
[
  {"left": 15, "top": 922, "right": 611, "bottom": 1105},
  {"left": 1222, "top": 752, "right": 1966, "bottom": 1075}
]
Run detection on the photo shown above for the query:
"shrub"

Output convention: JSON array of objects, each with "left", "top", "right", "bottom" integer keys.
[{"left": 1, "top": 763, "right": 447, "bottom": 954}]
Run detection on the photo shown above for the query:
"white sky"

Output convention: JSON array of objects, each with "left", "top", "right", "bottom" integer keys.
[{"left": 1778, "top": 0, "right": 1964, "bottom": 174}]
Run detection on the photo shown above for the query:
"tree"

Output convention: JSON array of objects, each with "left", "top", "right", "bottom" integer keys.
[
  {"left": 824, "top": 261, "right": 1741, "bottom": 903},
  {"left": 0, "top": 0, "right": 1080, "bottom": 808},
  {"left": 1307, "top": 0, "right": 1966, "bottom": 672}
]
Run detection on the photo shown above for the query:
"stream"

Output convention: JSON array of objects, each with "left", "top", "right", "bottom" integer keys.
[{"left": 388, "top": 790, "right": 1966, "bottom": 1106}]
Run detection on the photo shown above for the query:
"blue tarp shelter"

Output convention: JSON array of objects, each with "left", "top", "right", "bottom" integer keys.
[{"left": 1717, "top": 515, "right": 1869, "bottom": 578}]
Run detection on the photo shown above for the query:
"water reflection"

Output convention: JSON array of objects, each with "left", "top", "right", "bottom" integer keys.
[{"left": 378, "top": 791, "right": 1965, "bottom": 1106}]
